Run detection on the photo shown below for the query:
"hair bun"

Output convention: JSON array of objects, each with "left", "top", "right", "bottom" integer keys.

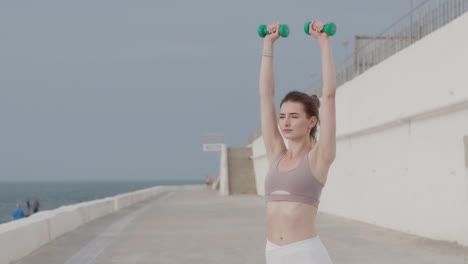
[{"left": 311, "top": 94, "right": 320, "bottom": 108}]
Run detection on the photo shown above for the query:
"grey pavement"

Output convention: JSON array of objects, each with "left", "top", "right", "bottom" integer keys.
[{"left": 14, "top": 185, "right": 467, "bottom": 264}]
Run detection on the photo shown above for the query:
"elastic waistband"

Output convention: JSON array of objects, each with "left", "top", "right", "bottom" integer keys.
[{"left": 266, "top": 236, "right": 321, "bottom": 250}]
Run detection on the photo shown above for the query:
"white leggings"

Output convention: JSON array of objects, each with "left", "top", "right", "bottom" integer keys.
[{"left": 265, "top": 236, "right": 334, "bottom": 264}]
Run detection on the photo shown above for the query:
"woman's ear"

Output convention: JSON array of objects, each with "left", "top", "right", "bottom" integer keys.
[
  {"left": 309, "top": 116, "right": 318, "bottom": 129},
  {"left": 309, "top": 116, "right": 315, "bottom": 129}
]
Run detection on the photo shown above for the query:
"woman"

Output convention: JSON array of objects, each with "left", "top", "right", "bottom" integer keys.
[{"left": 260, "top": 21, "right": 336, "bottom": 264}]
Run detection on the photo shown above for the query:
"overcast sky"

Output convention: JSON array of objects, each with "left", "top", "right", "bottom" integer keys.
[{"left": 0, "top": 0, "right": 417, "bottom": 181}]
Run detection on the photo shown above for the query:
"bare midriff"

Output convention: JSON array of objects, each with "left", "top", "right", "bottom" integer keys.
[{"left": 266, "top": 200, "right": 318, "bottom": 246}]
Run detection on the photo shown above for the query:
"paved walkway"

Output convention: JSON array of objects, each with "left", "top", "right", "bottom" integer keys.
[{"left": 15, "top": 185, "right": 467, "bottom": 264}]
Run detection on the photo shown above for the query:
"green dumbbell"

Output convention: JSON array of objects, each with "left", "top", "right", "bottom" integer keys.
[
  {"left": 304, "top": 21, "right": 336, "bottom": 36},
  {"left": 258, "top": 24, "right": 290, "bottom": 38}
]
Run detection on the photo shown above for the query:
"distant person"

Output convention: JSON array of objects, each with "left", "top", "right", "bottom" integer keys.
[
  {"left": 25, "top": 199, "right": 31, "bottom": 216},
  {"left": 32, "top": 199, "right": 40, "bottom": 214},
  {"left": 205, "top": 176, "right": 213, "bottom": 187},
  {"left": 260, "top": 21, "right": 336, "bottom": 263},
  {"left": 11, "top": 203, "right": 25, "bottom": 220}
]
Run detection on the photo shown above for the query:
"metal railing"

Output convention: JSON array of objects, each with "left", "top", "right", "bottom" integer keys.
[
  {"left": 247, "top": 0, "right": 467, "bottom": 146},
  {"left": 310, "top": 0, "right": 467, "bottom": 96}
]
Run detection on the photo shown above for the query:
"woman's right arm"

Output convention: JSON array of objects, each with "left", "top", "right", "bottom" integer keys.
[{"left": 259, "top": 23, "right": 286, "bottom": 162}]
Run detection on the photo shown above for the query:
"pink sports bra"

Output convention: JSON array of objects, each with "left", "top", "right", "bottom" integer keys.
[{"left": 264, "top": 149, "right": 324, "bottom": 207}]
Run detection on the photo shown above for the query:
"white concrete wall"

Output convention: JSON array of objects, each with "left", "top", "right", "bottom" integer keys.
[
  {"left": 0, "top": 185, "right": 168, "bottom": 264},
  {"left": 252, "top": 12, "right": 468, "bottom": 247},
  {"left": 219, "top": 144, "right": 230, "bottom": 195}
]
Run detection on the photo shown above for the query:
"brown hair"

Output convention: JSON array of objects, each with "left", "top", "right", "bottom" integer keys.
[{"left": 279, "top": 91, "right": 320, "bottom": 143}]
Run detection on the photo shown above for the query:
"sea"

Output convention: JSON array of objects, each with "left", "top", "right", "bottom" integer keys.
[{"left": 0, "top": 179, "right": 204, "bottom": 224}]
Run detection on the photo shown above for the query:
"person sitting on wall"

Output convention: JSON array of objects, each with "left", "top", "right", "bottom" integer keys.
[
  {"left": 32, "top": 199, "right": 40, "bottom": 214},
  {"left": 205, "top": 176, "right": 213, "bottom": 187},
  {"left": 11, "top": 203, "right": 25, "bottom": 221},
  {"left": 25, "top": 199, "right": 31, "bottom": 217}
]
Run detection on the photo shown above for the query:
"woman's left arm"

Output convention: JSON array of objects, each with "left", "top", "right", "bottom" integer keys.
[{"left": 309, "top": 21, "right": 337, "bottom": 165}]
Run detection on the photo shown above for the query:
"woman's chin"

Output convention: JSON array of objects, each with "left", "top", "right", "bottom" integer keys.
[{"left": 283, "top": 134, "right": 305, "bottom": 141}]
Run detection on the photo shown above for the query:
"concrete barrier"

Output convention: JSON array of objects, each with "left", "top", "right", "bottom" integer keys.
[
  {"left": 0, "top": 213, "right": 51, "bottom": 264},
  {"left": 0, "top": 233, "right": 7, "bottom": 264},
  {"left": 78, "top": 198, "right": 115, "bottom": 224},
  {"left": 48, "top": 206, "right": 82, "bottom": 241},
  {"left": 0, "top": 185, "right": 166, "bottom": 264}
]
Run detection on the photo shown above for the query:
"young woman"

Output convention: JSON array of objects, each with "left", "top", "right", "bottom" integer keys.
[{"left": 260, "top": 21, "right": 336, "bottom": 264}]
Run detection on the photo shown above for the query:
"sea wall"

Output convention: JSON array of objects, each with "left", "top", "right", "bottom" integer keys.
[{"left": 0, "top": 185, "right": 168, "bottom": 264}]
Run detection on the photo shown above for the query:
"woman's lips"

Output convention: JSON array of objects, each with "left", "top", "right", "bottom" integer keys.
[{"left": 283, "top": 129, "right": 293, "bottom": 133}]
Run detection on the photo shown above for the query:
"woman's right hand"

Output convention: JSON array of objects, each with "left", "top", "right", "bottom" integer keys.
[
  {"left": 308, "top": 20, "right": 330, "bottom": 46},
  {"left": 264, "top": 23, "right": 281, "bottom": 43}
]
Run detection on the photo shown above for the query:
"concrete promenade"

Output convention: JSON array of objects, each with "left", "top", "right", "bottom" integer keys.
[{"left": 14, "top": 185, "right": 467, "bottom": 264}]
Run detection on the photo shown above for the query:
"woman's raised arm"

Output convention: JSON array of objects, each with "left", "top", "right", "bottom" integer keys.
[
  {"left": 308, "top": 21, "right": 337, "bottom": 165},
  {"left": 259, "top": 23, "right": 286, "bottom": 162}
]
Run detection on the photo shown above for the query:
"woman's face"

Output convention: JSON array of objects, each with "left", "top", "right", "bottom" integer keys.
[{"left": 279, "top": 101, "right": 316, "bottom": 140}]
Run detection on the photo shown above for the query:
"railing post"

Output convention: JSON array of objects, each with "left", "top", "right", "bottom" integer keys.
[
  {"left": 410, "top": 0, "right": 413, "bottom": 43},
  {"left": 437, "top": 0, "right": 440, "bottom": 28},
  {"left": 449, "top": 0, "right": 452, "bottom": 20},
  {"left": 459, "top": 0, "right": 463, "bottom": 16},
  {"left": 446, "top": 0, "right": 449, "bottom": 25},
  {"left": 429, "top": 8, "right": 431, "bottom": 33},
  {"left": 372, "top": 38, "right": 376, "bottom": 67},
  {"left": 417, "top": 11, "right": 421, "bottom": 40},
  {"left": 354, "top": 36, "right": 358, "bottom": 76}
]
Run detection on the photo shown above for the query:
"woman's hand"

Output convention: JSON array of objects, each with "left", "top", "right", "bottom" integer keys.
[
  {"left": 308, "top": 20, "right": 330, "bottom": 46},
  {"left": 264, "top": 23, "right": 281, "bottom": 44}
]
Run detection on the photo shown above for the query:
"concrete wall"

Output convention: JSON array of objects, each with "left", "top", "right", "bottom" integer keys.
[
  {"left": 219, "top": 144, "right": 229, "bottom": 195},
  {"left": 228, "top": 147, "right": 256, "bottom": 195},
  {"left": 0, "top": 185, "right": 167, "bottom": 264},
  {"left": 251, "top": 132, "right": 277, "bottom": 196},
  {"left": 251, "top": 12, "right": 468, "bottom": 247}
]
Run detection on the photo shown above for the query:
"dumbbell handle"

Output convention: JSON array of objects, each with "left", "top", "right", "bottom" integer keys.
[
  {"left": 258, "top": 24, "right": 290, "bottom": 38},
  {"left": 304, "top": 21, "right": 336, "bottom": 36}
]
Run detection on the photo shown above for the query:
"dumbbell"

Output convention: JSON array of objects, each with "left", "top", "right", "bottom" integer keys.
[
  {"left": 258, "top": 24, "right": 290, "bottom": 38},
  {"left": 304, "top": 21, "right": 336, "bottom": 36}
]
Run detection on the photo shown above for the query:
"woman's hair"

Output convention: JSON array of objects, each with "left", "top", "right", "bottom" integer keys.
[{"left": 279, "top": 91, "right": 321, "bottom": 143}]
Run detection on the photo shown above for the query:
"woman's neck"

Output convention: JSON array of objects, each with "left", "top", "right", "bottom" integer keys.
[{"left": 286, "top": 139, "right": 313, "bottom": 158}]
